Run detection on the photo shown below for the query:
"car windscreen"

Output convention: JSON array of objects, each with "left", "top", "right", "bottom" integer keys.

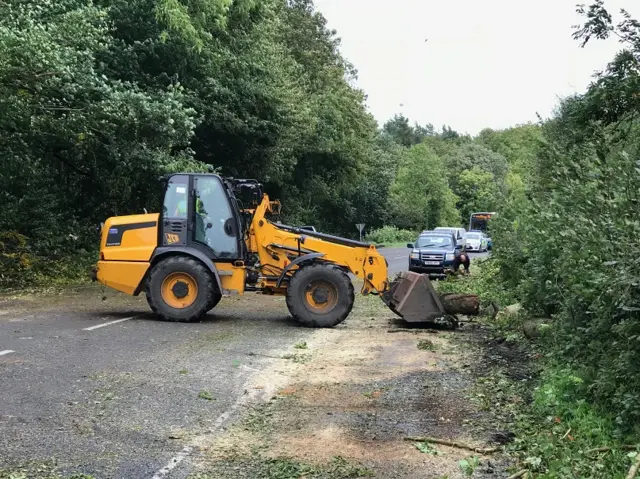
[
  {"left": 466, "top": 233, "right": 481, "bottom": 239},
  {"left": 416, "top": 235, "right": 453, "bottom": 248}
]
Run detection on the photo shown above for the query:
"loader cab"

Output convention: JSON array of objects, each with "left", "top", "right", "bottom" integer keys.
[{"left": 160, "top": 174, "right": 244, "bottom": 260}]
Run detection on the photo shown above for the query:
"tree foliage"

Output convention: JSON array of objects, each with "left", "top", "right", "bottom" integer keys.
[
  {"left": 0, "top": 0, "right": 200, "bottom": 270},
  {"left": 381, "top": 114, "right": 434, "bottom": 147},
  {"left": 488, "top": 1, "right": 640, "bottom": 428},
  {"left": 388, "top": 144, "right": 460, "bottom": 230},
  {"left": 0, "top": 0, "right": 396, "bottom": 285}
]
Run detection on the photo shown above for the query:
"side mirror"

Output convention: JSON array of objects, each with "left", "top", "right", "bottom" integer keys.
[
  {"left": 223, "top": 218, "right": 236, "bottom": 236},
  {"left": 407, "top": 243, "right": 414, "bottom": 249}
]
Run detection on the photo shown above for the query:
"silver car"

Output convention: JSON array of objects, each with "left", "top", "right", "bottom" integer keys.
[{"left": 464, "top": 232, "right": 487, "bottom": 252}]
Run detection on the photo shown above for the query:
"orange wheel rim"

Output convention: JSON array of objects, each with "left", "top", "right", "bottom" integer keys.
[
  {"left": 304, "top": 280, "right": 338, "bottom": 314},
  {"left": 161, "top": 272, "right": 198, "bottom": 309}
]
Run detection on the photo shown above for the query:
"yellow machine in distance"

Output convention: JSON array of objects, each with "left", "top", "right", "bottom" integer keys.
[{"left": 94, "top": 174, "right": 395, "bottom": 327}]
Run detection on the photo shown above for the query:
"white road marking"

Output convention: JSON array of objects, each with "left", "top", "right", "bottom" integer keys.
[
  {"left": 150, "top": 387, "right": 254, "bottom": 479},
  {"left": 151, "top": 361, "right": 279, "bottom": 479},
  {"left": 0, "top": 350, "right": 15, "bottom": 356},
  {"left": 392, "top": 255, "right": 407, "bottom": 260},
  {"left": 152, "top": 446, "right": 193, "bottom": 479},
  {"left": 82, "top": 316, "right": 138, "bottom": 331}
]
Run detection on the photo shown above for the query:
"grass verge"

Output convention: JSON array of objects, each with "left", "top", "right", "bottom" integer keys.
[{"left": 445, "top": 258, "right": 640, "bottom": 478}]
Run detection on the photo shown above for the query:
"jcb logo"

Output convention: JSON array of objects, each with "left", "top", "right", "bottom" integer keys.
[{"left": 165, "top": 233, "right": 180, "bottom": 244}]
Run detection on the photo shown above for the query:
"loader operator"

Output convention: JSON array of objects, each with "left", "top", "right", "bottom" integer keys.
[
  {"left": 168, "top": 180, "right": 235, "bottom": 257},
  {"left": 171, "top": 187, "right": 208, "bottom": 222},
  {"left": 171, "top": 183, "right": 188, "bottom": 217}
]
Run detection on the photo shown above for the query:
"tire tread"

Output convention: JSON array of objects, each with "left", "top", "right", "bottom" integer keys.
[
  {"left": 145, "top": 256, "right": 216, "bottom": 322},
  {"left": 285, "top": 263, "right": 354, "bottom": 328}
]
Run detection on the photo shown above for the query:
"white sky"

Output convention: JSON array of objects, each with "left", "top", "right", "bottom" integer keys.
[{"left": 314, "top": 0, "right": 638, "bottom": 135}]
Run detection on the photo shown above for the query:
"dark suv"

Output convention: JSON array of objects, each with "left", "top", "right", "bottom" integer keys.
[{"left": 408, "top": 231, "right": 463, "bottom": 277}]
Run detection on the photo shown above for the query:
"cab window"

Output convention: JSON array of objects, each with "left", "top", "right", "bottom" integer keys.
[
  {"left": 163, "top": 175, "right": 189, "bottom": 218},
  {"left": 193, "top": 176, "right": 238, "bottom": 258}
]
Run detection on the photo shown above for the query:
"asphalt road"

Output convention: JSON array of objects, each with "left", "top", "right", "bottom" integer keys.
[
  {"left": 0, "top": 290, "right": 310, "bottom": 479},
  {"left": 379, "top": 247, "right": 490, "bottom": 276}
]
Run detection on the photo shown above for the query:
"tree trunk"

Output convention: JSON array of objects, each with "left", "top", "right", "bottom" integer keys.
[{"left": 439, "top": 293, "right": 480, "bottom": 316}]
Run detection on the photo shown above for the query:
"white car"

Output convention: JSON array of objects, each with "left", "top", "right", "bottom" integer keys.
[
  {"left": 434, "top": 227, "right": 467, "bottom": 251},
  {"left": 464, "top": 232, "right": 487, "bottom": 252}
]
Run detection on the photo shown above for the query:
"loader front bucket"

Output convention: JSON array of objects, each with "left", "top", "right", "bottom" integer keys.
[{"left": 381, "top": 272, "right": 445, "bottom": 322}]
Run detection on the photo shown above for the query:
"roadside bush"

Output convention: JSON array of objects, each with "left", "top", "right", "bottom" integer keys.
[
  {"left": 493, "top": 117, "right": 640, "bottom": 426},
  {"left": 508, "top": 366, "right": 639, "bottom": 479},
  {"left": 366, "top": 226, "right": 417, "bottom": 245},
  {"left": 0, "top": 231, "right": 95, "bottom": 289},
  {"left": 0, "top": 232, "right": 36, "bottom": 287}
]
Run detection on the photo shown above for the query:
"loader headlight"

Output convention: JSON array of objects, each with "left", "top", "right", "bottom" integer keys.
[
  {"left": 410, "top": 252, "right": 419, "bottom": 259},
  {"left": 445, "top": 253, "right": 455, "bottom": 261}
]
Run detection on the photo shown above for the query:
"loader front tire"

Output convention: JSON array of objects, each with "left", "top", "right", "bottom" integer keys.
[
  {"left": 286, "top": 264, "right": 354, "bottom": 328},
  {"left": 145, "top": 256, "right": 215, "bottom": 322}
]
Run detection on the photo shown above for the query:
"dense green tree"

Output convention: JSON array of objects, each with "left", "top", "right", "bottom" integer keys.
[
  {"left": 382, "top": 114, "right": 434, "bottom": 147},
  {"left": 440, "top": 125, "right": 460, "bottom": 140},
  {"left": 455, "top": 168, "right": 501, "bottom": 223},
  {"left": 443, "top": 143, "right": 509, "bottom": 185},
  {"left": 388, "top": 144, "right": 460, "bottom": 230},
  {"left": 0, "top": 0, "right": 199, "bottom": 265},
  {"left": 477, "top": 124, "right": 542, "bottom": 180}
]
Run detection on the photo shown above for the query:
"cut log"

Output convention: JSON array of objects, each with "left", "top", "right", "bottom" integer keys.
[
  {"left": 587, "top": 445, "right": 638, "bottom": 454},
  {"left": 439, "top": 293, "right": 480, "bottom": 316}
]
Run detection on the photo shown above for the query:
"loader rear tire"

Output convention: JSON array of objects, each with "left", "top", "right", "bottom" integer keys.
[
  {"left": 145, "top": 256, "right": 215, "bottom": 322},
  {"left": 286, "top": 264, "right": 354, "bottom": 328}
]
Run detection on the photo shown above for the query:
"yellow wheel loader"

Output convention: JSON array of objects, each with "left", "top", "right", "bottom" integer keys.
[{"left": 93, "top": 174, "right": 474, "bottom": 327}]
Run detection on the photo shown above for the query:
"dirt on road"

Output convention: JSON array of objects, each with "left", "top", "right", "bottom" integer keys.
[{"left": 188, "top": 297, "right": 508, "bottom": 479}]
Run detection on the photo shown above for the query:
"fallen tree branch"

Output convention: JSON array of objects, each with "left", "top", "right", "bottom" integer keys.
[
  {"left": 403, "top": 436, "right": 499, "bottom": 454},
  {"left": 506, "top": 470, "right": 528, "bottom": 479},
  {"left": 627, "top": 453, "right": 640, "bottom": 479},
  {"left": 587, "top": 445, "right": 638, "bottom": 454},
  {"left": 387, "top": 328, "right": 438, "bottom": 334}
]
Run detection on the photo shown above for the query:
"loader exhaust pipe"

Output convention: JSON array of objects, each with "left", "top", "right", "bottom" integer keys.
[{"left": 381, "top": 272, "right": 479, "bottom": 323}]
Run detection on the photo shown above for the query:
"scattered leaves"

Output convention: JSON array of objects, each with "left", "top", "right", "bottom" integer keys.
[{"left": 198, "top": 390, "right": 214, "bottom": 401}]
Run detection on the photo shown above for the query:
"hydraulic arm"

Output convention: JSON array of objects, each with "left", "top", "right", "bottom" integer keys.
[{"left": 245, "top": 193, "right": 389, "bottom": 297}]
